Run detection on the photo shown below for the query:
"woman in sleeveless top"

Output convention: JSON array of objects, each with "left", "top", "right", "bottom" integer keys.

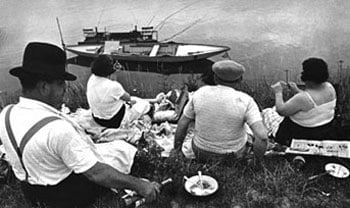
[{"left": 271, "top": 57, "right": 337, "bottom": 146}]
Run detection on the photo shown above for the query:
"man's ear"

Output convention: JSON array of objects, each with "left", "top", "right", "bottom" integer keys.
[{"left": 37, "top": 81, "right": 51, "bottom": 96}]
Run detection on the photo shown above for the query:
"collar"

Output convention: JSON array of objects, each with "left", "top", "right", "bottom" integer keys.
[
  {"left": 18, "top": 97, "right": 60, "bottom": 114},
  {"left": 216, "top": 84, "right": 236, "bottom": 91}
]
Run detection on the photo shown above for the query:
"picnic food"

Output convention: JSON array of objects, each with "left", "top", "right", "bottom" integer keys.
[{"left": 189, "top": 180, "right": 214, "bottom": 195}]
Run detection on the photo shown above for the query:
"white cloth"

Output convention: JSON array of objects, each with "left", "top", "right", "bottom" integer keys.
[
  {"left": 183, "top": 85, "right": 262, "bottom": 154},
  {"left": 262, "top": 107, "right": 284, "bottom": 137},
  {"left": 290, "top": 92, "right": 336, "bottom": 127},
  {"left": 95, "top": 140, "right": 136, "bottom": 174},
  {"left": 87, "top": 74, "right": 126, "bottom": 119},
  {"left": 69, "top": 107, "right": 144, "bottom": 144},
  {"left": 0, "top": 144, "right": 6, "bottom": 160},
  {"left": 121, "top": 97, "right": 151, "bottom": 128},
  {"left": 0, "top": 97, "right": 136, "bottom": 186}
]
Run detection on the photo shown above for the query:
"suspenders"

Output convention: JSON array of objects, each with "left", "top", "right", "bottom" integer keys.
[{"left": 4, "top": 105, "right": 60, "bottom": 182}]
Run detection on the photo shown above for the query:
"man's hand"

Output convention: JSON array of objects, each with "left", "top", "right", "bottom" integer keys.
[
  {"left": 137, "top": 180, "right": 161, "bottom": 202},
  {"left": 169, "top": 148, "right": 182, "bottom": 158},
  {"left": 84, "top": 162, "right": 161, "bottom": 203}
]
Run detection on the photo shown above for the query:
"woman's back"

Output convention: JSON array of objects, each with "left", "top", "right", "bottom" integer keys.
[
  {"left": 291, "top": 82, "right": 336, "bottom": 127},
  {"left": 305, "top": 82, "right": 336, "bottom": 106}
]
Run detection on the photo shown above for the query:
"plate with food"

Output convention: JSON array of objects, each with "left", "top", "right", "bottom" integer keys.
[
  {"left": 325, "top": 163, "right": 350, "bottom": 178},
  {"left": 184, "top": 172, "right": 219, "bottom": 196}
]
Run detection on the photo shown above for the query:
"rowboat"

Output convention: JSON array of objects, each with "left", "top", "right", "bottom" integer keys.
[
  {"left": 64, "top": 25, "right": 230, "bottom": 63},
  {"left": 65, "top": 41, "right": 230, "bottom": 63}
]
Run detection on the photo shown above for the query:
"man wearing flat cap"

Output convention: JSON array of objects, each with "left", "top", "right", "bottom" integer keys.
[
  {"left": 0, "top": 42, "right": 160, "bottom": 207},
  {"left": 175, "top": 60, "right": 268, "bottom": 162}
]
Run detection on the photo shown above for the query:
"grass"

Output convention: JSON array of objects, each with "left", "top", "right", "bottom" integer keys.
[{"left": 0, "top": 69, "right": 350, "bottom": 208}]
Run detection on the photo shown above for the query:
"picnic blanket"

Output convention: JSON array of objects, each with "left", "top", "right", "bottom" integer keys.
[{"left": 68, "top": 95, "right": 180, "bottom": 157}]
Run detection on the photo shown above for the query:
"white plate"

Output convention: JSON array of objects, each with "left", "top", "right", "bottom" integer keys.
[
  {"left": 184, "top": 175, "right": 219, "bottom": 196},
  {"left": 325, "top": 163, "right": 350, "bottom": 178}
]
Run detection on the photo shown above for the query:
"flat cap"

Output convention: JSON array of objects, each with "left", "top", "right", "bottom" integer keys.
[{"left": 212, "top": 60, "right": 245, "bottom": 82}]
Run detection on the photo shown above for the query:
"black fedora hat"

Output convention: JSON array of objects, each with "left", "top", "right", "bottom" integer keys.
[{"left": 10, "top": 42, "right": 76, "bottom": 81}]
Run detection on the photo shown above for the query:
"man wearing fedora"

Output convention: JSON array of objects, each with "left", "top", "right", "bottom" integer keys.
[
  {"left": 0, "top": 42, "right": 160, "bottom": 207},
  {"left": 174, "top": 60, "right": 268, "bottom": 162}
]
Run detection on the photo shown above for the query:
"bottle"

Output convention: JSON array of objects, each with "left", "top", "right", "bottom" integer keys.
[
  {"left": 119, "top": 178, "right": 173, "bottom": 208},
  {"left": 292, "top": 155, "right": 306, "bottom": 171}
]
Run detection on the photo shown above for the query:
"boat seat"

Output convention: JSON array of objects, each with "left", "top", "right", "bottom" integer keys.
[
  {"left": 149, "top": 44, "right": 160, "bottom": 57},
  {"left": 103, "top": 41, "right": 121, "bottom": 54}
]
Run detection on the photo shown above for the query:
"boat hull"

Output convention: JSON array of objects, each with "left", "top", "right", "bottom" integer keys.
[{"left": 65, "top": 42, "right": 230, "bottom": 63}]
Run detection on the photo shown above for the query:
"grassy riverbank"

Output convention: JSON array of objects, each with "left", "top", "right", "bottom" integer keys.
[
  {"left": 0, "top": 66, "right": 350, "bottom": 208},
  {"left": 1, "top": 152, "right": 349, "bottom": 208}
]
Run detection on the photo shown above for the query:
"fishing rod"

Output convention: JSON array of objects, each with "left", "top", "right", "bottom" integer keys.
[
  {"left": 56, "top": 17, "right": 66, "bottom": 51},
  {"left": 160, "top": 19, "right": 201, "bottom": 42},
  {"left": 96, "top": 0, "right": 109, "bottom": 28},
  {"left": 147, "top": 15, "right": 156, "bottom": 27},
  {"left": 155, "top": 0, "right": 201, "bottom": 31}
]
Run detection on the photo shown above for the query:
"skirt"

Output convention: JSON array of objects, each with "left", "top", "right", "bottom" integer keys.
[{"left": 274, "top": 117, "right": 335, "bottom": 146}]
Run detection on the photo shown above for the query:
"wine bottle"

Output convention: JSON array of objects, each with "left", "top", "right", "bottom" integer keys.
[
  {"left": 292, "top": 155, "right": 306, "bottom": 171},
  {"left": 119, "top": 178, "right": 173, "bottom": 208}
]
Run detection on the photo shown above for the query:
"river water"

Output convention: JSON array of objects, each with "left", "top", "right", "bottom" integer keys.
[{"left": 1, "top": 0, "right": 350, "bottom": 92}]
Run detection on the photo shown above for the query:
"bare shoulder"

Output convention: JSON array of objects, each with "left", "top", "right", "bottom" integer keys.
[
  {"left": 289, "top": 92, "right": 312, "bottom": 107},
  {"left": 325, "top": 82, "right": 336, "bottom": 95}
]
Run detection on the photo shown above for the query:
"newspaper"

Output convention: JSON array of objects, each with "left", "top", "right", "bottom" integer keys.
[{"left": 285, "top": 139, "right": 350, "bottom": 158}]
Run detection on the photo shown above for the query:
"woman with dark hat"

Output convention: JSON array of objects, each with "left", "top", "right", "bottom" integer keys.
[
  {"left": 87, "top": 55, "right": 135, "bottom": 128},
  {"left": 271, "top": 57, "right": 337, "bottom": 146}
]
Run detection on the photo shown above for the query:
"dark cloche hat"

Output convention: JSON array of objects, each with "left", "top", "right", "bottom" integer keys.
[{"left": 10, "top": 42, "right": 76, "bottom": 81}]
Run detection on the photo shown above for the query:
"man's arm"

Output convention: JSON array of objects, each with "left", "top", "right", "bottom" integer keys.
[
  {"left": 174, "top": 115, "right": 193, "bottom": 149},
  {"left": 120, "top": 92, "right": 136, "bottom": 105},
  {"left": 54, "top": 122, "right": 159, "bottom": 202},
  {"left": 83, "top": 162, "right": 160, "bottom": 202},
  {"left": 249, "top": 121, "right": 268, "bottom": 159},
  {"left": 120, "top": 92, "right": 131, "bottom": 102}
]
